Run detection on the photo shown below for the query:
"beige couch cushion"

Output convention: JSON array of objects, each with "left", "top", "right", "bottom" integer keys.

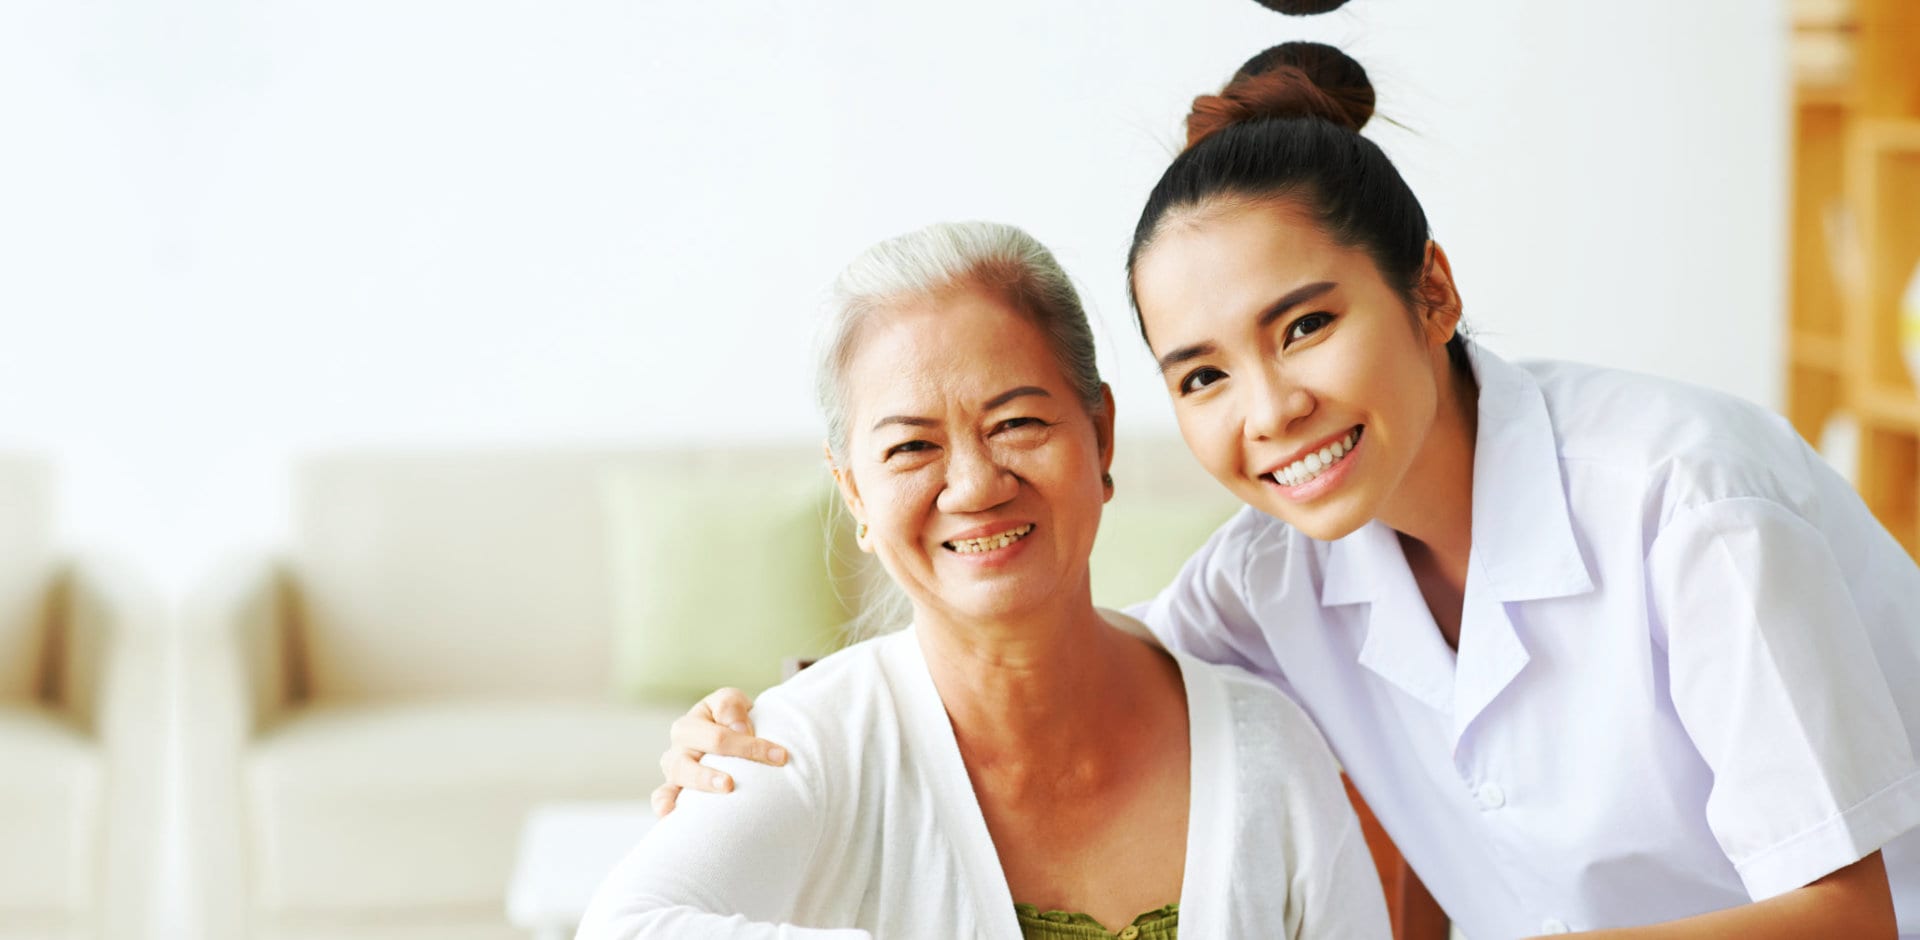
[
  {"left": 0, "top": 459, "right": 53, "bottom": 701},
  {"left": 245, "top": 701, "right": 678, "bottom": 914},
  {"left": 0, "top": 707, "right": 100, "bottom": 913},
  {"left": 291, "top": 454, "right": 624, "bottom": 701}
]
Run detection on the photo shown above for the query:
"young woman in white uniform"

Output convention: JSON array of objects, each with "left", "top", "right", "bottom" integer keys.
[{"left": 657, "top": 44, "right": 1920, "bottom": 939}]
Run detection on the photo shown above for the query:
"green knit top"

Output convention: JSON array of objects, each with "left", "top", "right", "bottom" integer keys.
[{"left": 1013, "top": 902, "right": 1179, "bottom": 940}]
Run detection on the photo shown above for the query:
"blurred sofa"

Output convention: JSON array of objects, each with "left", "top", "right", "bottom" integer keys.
[
  {"left": 179, "top": 441, "right": 1237, "bottom": 940},
  {"left": 0, "top": 456, "right": 164, "bottom": 940}
]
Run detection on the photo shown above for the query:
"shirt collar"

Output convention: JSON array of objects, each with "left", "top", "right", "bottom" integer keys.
[{"left": 1321, "top": 341, "right": 1594, "bottom": 607}]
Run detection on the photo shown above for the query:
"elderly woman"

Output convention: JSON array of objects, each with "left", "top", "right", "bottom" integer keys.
[{"left": 575, "top": 222, "right": 1389, "bottom": 939}]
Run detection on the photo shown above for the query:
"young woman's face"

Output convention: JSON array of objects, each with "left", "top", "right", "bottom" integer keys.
[
  {"left": 834, "top": 286, "right": 1113, "bottom": 625},
  {"left": 1131, "top": 199, "right": 1452, "bottom": 542}
]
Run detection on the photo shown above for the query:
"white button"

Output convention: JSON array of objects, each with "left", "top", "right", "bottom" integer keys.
[
  {"left": 1540, "top": 917, "right": 1570, "bottom": 934},
  {"left": 1474, "top": 782, "right": 1506, "bottom": 810}
]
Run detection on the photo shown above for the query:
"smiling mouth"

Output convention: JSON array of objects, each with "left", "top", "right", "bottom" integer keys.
[
  {"left": 1265, "top": 426, "right": 1363, "bottom": 488},
  {"left": 943, "top": 524, "right": 1035, "bottom": 554}
]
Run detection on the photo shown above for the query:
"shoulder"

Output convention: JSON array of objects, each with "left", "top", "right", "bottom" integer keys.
[
  {"left": 1177, "top": 654, "right": 1354, "bottom": 873},
  {"left": 1522, "top": 358, "right": 1826, "bottom": 513},
  {"left": 1183, "top": 655, "right": 1332, "bottom": 764},
  {"left": 710, "top": 634, "right": 911, "bottom": 791},
  {"left": 1191, "top": 505, "right": 1315, "bottom": 589},
  {"left": 749, "top": 633, "right": 902, "bottom": 738},
  {"left": 1140, "top": 507, "right": 1318, "bottom": 668}
]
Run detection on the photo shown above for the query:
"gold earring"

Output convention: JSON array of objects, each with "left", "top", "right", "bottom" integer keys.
[{"left": 857, "top": 522, "right": 868, "bottom": 540}]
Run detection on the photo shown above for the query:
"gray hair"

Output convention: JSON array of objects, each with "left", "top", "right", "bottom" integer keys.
[
  {"left": 816, "top": 220, "right": 1105, "bottom": 463},
  {"left": 814, "top": 221, "right": 1105, "bottom": 638}
]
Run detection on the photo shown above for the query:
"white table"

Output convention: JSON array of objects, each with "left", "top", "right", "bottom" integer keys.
[{"left": 506, "top": 801, "right": 655, "bottom": 940}]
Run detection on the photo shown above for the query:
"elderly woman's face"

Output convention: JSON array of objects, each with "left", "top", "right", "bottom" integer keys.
[{"left": 836, "top": 286, "right": 1113, "bottom": 626}]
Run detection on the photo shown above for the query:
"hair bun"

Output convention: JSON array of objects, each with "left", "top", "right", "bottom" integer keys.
[
  {"left": 1185, "top": 41, "right": 1374, "bottom": 149},
  {"left": 1248, "top": 0, "right": 1352, "bottom": 13}
]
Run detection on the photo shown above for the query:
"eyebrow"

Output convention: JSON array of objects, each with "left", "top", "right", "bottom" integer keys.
[
  {"left": 869, "top": 386, "right": 1052, "bottom": 432},
  {"left": 983, "top": 385, "right": 1051, "bottom": 411},
  {"left": 1154, "top": 281, "right": 1339, "bottom": 375}
]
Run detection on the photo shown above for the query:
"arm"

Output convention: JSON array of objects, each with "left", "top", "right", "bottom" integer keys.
[
  {"left": 51, "top": 555, "right": 169, "bottom": 940},
  {"left": 1634, "top": 498, "right": 1916, "bottom": 939},
  {"left": 1548, "top": 852, "right": 1893, "bottom": 939},
  {"left": 178, "top": 556, "right": 298, "bottom": 940},
  {"left": 584, "top": 719, "right": 866, "bottom": 939}
]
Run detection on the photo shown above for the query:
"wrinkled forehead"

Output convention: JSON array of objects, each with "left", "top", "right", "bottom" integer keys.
[{"left": 840, "top": 293, "right": 1071, "bottom": 432}]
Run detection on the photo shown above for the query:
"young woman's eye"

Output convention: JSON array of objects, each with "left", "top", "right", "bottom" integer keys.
[
  {"left": 1178, "top": 366, "right": 1227, "bottom": 396},
  {"left": 1285, "top": 312, "right": 1335, "bottom": 345},
  {"left": 884, "top": 440, "right": 934, "bottom": 460}
]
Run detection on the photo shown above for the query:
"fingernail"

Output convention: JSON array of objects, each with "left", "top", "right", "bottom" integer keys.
[
  {"left": 711, "top": 774, "right": 728, "bottom": 791},
  {"left": 769, "top": 747, "right": 786, "bottom": 764},
  {"left": 729, "top": 722, "right": 748, "bottom": 733}
]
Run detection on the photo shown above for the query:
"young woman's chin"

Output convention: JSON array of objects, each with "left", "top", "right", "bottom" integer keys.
[{"left": 1238, "top": 482, "right": 1374, "bottom": 543}]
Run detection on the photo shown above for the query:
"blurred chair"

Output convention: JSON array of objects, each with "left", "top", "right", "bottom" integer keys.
[{"left": 0, "top": 455, "right": 165, "bottom": 940}]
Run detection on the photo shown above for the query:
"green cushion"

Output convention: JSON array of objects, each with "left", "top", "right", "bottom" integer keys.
[{"left": 605, "top": 457, "right": 853, "bottom": 703}]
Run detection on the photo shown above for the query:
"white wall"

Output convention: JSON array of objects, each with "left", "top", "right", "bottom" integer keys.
[{"left": 0, "top": 0, "right": 1786, "bottom": 589}]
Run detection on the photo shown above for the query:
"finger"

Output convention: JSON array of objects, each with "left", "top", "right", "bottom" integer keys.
[
  {"left": 704, "top": 687, "right": 756, "bottom": 736},
  {"left": 665, "top": 749, "right": 734, "bottom": 794},
  {"left": 671, "top": 713, "right": 786, "bottom": 766},
  {"left": 650, "top": 783, "right": 680, "bottom": 818}
]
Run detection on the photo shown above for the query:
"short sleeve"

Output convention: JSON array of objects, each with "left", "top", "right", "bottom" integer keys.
[
  {"left": 575, "top": 705, "right": 870, "bottom": 940},
  {"left": 1126, "top": 509, "right": 1278, "bottom": 679},
  {"left": 1651, "top": 497, "right": 1920, "bottom": 899}
]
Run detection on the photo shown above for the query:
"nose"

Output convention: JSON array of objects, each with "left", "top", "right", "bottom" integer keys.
[
  {"left": 1242, "top": 361, "right": 1314, "bottom": 442},
  {"left": 936, "top": 438, "right": 1018, "bottom": 515}
]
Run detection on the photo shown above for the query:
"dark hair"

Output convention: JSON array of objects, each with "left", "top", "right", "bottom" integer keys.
[
  {"left": 1126, "top": 41, "right": 1468, "bottom": 370},
  {"left": 1248, "top": 0, "right": 1353, "bottom": 14}
]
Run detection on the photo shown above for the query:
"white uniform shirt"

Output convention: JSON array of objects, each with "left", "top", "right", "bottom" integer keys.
[
  {"left": 577, "top": 622, "right": 1392, "bottom": 939},
  {"left": 1137, "top": 344, "right": 1920, "bottom": 939}
]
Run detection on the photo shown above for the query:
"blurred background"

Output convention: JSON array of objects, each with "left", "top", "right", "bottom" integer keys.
[
  {"left": 0, "top": 0, "right": 1792, "bottom": 590},
  {"left": 6, "top": 0, "right": 1916, "bottom": 938}
]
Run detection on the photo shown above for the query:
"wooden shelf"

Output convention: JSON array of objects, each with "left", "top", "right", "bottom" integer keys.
[
  {"left": 1784, "top": 1, "right": 1920, "bottom": 560},
  {"left": 1867, "top": 121, "right": 1920, "bottom": 153},
  {"left": 1790, "top": 330, "right": 1845, "bottom": 370},
  {"left": 1857, "top": 386, "right": 1920, "bottom": 430},
  {"left": 1797, "top": 84, "right": 1852, "bottom": 109},
  {"left": 1845, "top": 120, "right": 1920, "bottom": 413}
]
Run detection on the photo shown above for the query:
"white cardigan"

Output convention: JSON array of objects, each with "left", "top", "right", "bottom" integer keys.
[{"left": 577, "top": 621, "right": 1391, "bottom": 939}]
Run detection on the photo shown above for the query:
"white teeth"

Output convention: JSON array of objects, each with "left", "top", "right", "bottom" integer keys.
[
  {"left": 1270, "top": 429, "right": 1361, "bottom": 488},
  {"left": 947, "top": 523, "right": 1035, "bottom": 554}
]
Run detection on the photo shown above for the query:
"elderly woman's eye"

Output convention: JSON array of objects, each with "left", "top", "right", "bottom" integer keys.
[
  {"left": 1285, "top": 312, "right": 1334, "bottom": 345},
  {"left": 885, "top": 440, "right": 934, "bottom": 459},
  {"left": 994, "top": 417, "right": 1046, "bottom": 434},
  {"left": 1178, "top": 366, "right": 1226, "bottom": 396}
]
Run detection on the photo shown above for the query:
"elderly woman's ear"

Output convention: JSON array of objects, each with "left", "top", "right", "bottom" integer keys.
[
  {"left": 1097, "top": 384, "right": 1117, "bottom": 502},
  {"left": 823, "top": 440, "right": 872, "bottom": 551}
]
